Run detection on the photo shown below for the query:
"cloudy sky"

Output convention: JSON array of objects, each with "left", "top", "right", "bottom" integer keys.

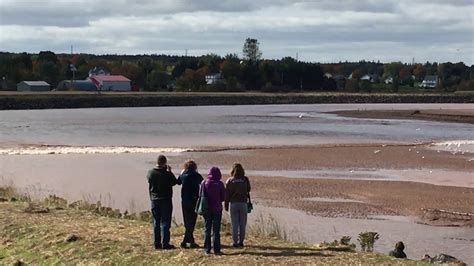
[{"left": 0, "top": 0, "right": 473, "bottom": 64}]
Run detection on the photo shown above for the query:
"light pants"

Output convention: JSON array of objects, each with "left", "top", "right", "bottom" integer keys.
[{"left": 230, "top": 202, "right": 248, "bottom": 245}]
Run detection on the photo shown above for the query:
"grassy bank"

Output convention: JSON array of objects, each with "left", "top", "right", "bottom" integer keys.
[
  {"left": 0, "top": 188, "right": 418, "bottom": 265},
  {"left": 0, "top": 91, "right": 473, "bottom": 110}
]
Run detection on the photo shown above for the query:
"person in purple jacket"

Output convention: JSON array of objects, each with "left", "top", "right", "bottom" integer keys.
[{"left": 202, "top": 166, "right": 226, "bottom": 255}]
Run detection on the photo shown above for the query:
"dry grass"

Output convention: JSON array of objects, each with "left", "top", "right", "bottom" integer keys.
[{"left": 0, "top": 192, "right": 426, "bottom": 265}]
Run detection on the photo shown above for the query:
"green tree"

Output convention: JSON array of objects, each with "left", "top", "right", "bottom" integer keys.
[
  {"left": 38, "top": 61, "right": 60, "bottom": 86},
  {"left": 243, "top": 38, "right": 262, "bottom": 63}
]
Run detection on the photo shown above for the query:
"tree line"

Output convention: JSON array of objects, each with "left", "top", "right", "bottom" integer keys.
[{"left": 1, "top": 38, "right": 472, "bottom": 92}]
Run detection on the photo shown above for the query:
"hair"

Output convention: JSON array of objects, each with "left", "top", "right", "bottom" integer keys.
[
  {"left": 230, "top": 163, "right": 245, "bottom": 178},
  {"left": 395, "top": 241, "right": 405, "bottom": 251},
  {"left": 157, "top": 155, "right": 167, "bottom": 166},
  {"left": 183, "top": 160, "right": 197, "bottom": 171}
]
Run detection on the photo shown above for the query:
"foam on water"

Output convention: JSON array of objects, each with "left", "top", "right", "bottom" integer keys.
[
  {"left": 431, "top": 140, "right": 474, "bottom": 154},
  {"left": 0, "top": 145, "right": 192, "bottom": 155}
]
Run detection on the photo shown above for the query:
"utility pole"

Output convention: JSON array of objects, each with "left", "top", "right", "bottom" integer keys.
[
  {"left": 296, "top": 52, "right": 299, "bottom": 61},
  {"left": 185, "top": 49, "right": 188, "bottom": 57}
]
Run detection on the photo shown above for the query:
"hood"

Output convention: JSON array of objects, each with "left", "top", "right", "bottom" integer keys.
[{"left": 207, "top": 166, "right": 222, "bottom": 181}]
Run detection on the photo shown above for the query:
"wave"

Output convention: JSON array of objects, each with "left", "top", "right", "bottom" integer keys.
[{"left": 0, "top": 145, "right": 193, "bottom": 155}]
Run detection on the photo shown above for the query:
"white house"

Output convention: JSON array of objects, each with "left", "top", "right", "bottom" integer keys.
[
  {"left": 89, "top": 75, "right": 131, "bottom": 91},
  {"left": 205, "top": 73, "right": 223, "bottom": 85},
  {"left": 419, "top": 75, "right": 438, "bottom": 88}
]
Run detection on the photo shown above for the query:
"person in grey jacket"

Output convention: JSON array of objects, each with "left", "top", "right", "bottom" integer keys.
[{"left": 225, "top": 163, "right": 251, "bottom": 248}]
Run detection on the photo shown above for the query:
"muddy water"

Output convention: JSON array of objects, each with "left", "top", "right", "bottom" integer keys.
[
  {"left": 1, "top": 104, "right": 474, "bottom": 263},
  {"left": 252, "top": 205, "right": 474, "bottom": 264},
  {"left": 1, "top": 153, "right": 473, "bottom": 263}
]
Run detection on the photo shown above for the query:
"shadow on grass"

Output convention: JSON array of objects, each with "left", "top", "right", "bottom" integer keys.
[{"left": 223, "top": 245, "right": 336, "bottom": 258}]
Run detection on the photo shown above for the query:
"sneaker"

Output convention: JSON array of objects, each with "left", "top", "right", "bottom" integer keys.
[
  {"left": 162, "top": 244, "right": 176, "bottom": 250},
  {"left": 215, "top": 251, "right": 224, "bottom": 256},
  {"left": 232, "top": 243, "right": 239, "bottom": 248},
  {"left": 154, "top": 244, "right": 162, "bottom": 250},
  {"left": 180, "top": 242, "right": 188, "bottom": 249},
  {"left": 238, "top": 243, "right": 244, "bottom": 248},
  {"left": 190, "top": 243, "right": 200, "bottom": 249},
  {"left": 204, "top": 250, "right": 211, "bottom": 255}
]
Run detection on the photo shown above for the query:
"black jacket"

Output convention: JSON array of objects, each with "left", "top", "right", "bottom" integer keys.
[
  {"left": 177, "top": 169, "right": 203, "bottom": 203},
  {"left": 147, "top": 166, "right": 177, "bottom": 200}
]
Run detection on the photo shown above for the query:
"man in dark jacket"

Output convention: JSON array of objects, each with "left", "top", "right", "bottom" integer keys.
[
  {"left": 147, "top": 155, "right": 177, "bottom": 249},
  {"left": 177, "top": 160, "right": 203, "bottom": 248}
]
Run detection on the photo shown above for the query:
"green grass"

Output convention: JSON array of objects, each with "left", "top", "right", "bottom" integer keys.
[{"left": 0, "top": 191, "right": 428, "bottom": 265}]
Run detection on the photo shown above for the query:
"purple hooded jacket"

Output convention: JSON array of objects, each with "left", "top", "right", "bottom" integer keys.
[{"left": 202, "top": 167, "right": 226, "bottom": 213}]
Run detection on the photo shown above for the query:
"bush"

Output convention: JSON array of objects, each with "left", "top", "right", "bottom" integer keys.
[{"left": 357, "top": 232, "right": 379, "bottom": 252}]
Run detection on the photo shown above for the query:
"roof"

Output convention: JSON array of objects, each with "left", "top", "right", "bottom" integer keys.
[
  {"left": 18, "top": 81, "right": 50, "bottom": 86},
  {"left": 90, "top": 75, "right": 130, "bottom": 82},
  {"left": 423, "top": 75, "right": 438, "bottom": 81}
]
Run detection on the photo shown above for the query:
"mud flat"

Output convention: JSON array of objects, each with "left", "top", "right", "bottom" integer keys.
[{"left": 330, "top": 109, "right": 474, "bottom": 124}]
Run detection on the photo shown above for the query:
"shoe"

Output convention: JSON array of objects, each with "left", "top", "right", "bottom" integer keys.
[
  {"left": 180, "top": 242, "right": 188, "bottom": 249},
  {"left": 215, "top": 251, "right": 224, "bottom": 256},
  {"left": 232, "top": 243, "right": 239, "bottom": 248},
  {"left": 162, "top": 244, "right": 176, "bottom": 250},
  {"left": 238, "top": 243, "right": 244, "bottom": 248},
  {"left": 190, "top": 243, "right": 200, "bottom": 249},
  {"left": 154, "top": 244, "right": 162, "bottom": 250},
  {"left": 204, "top": 250, "right": 211, "bottom": 255}
]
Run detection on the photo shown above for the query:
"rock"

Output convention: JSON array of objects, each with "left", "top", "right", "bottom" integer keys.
[
  {"left": 10, "top": 197, "right": 17, "bottom": 202},
  {"left": 422, "top": 253, "right": 466, "bottom": 266},
  {"left": 24, "top": 203, "right": 50, "bottom": 214},
  {"left": 12, "top": 260, "right": 25, "bottom": 266},
  {"left": 0, "top": 197, "right": 8, "bottom": 202},
  {"left": 65, "top": 234, "right": 80, "bottom": 243}
]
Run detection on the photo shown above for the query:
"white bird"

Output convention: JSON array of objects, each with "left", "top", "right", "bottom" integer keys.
[{"left": 298, "top": 113, "right": 304, "bottom": 119}]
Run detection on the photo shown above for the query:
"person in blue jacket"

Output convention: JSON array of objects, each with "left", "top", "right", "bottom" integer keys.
[{"left": 177, "top": 160, "right": 203, "bottom": 248}]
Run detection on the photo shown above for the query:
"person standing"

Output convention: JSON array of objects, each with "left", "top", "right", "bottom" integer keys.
[
  {"left": 225, "top": 163, "right": 251, "bottom": 248},
  {"left": 202, "top": 166, "right": 226, "bottom": 255},
  {"left": 177, "top": 160, "right": 203, "bottom": 248},
  {"left": 147, "top": 155, "right": 178, "bottom": 250}
]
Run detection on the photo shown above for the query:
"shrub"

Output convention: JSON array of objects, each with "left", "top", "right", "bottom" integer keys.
[{"left": 357, "top": 231, "right": 379, "bottom": 252}]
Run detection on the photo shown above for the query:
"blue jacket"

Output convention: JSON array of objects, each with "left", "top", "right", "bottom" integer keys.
[{"left": 177, "top": 169, "right": 203, "bottom": 203}]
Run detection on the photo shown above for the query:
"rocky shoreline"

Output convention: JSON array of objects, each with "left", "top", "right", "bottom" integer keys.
[{"left": 1, "top": 92, "right": 473, "bottom": 110}]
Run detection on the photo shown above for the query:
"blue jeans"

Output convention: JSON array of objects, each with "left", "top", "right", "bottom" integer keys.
[
  {"left": 230, "top": 202, "right": 248, "bottom": 245},
  {"left": 151, "top": 199, "right": 173, "bottom": 248},
  {"left": 203, "top": 211, "right": 222, "bottom": 253}
]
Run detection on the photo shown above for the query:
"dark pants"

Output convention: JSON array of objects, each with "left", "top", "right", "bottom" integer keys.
[
  {"left": 203, "top": 211, "right": 222, "bottom": 253},
  {"left": 151, "top": 199, "right": 173, "bottom": 248},
  {"left": 182, "top": 200, "right": 198, "bottom": 244}
]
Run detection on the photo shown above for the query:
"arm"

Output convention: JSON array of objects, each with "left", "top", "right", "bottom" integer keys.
[
  {"left": 176, "top": 174, "right": 183, "bottom": 185},
  {"left": 224, "top": 179, "right": 230, "bottom": 211},
  {"left": 220, "top": 182, "right": 226, "bottom": 204},
  {"left": 245, "top": 176, "right": 251, "bottom": 193}
]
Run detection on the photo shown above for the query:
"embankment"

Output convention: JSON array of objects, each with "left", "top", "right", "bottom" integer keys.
[{"left": 0, "top": 92, "right": 473, "bottom": 110}]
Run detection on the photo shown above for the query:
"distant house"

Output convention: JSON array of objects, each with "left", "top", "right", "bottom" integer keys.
[
  {"left": 419, "top": 75, "right": 438, "bottom": 88},
  {"left": 324, "top": 73, "right": 333, "bottom": 79},
  {"left": 205, "top": 73, "right": 223, "bottom": 85},
  {"left": 88, "top": 66, "right": 110, "bottom": 77},
  {"left": 89, "top": 75, "right": 131, "bottom": 91},
  {"left": 17, "top": 81, "right": 50, "bottom": 91},
  {"left": 360, "top": 74, "right": 380, "bottom": 83},
  {"left": 56, "top": 80, "right": 97, "bottom": 91},
  {"left": 333, "top": 74, "right": 346, "bottom": 81},
  {"left": 384, "top": 76, "right": 394, "bottom": 84}
]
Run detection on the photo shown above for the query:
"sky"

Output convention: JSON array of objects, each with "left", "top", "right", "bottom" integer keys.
[{"left": 0, "top": 0, "right": 473, "bottom": 64}]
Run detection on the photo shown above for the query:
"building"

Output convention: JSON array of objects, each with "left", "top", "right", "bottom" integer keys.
[
  {"left": 17, "top": 81, "right": 50, "bottom": 91},
  {"left": 420, "top": 75, "right": 438, "bottom": 88},
  {"left": 384, "top": 76, "right": 394, "bottom": 84},
  {"left": 205, "top": 73, "right": 223, "bottom": 85},
  {"left": 88, "top": 66, "right": 110, "bottom": 77},
  {"left": 89, "top": 75, "right": 131, "bottom": 91},
  {"left": 56, "top": 80, "right": 97, "bottom": 91},
  {"left": 360, "top": 74, "right": 380, "bottom": 83}
]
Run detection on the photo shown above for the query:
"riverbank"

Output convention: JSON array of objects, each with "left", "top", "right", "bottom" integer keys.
[
  {"left": 330, "top": 109, "right": 474, "bottom": 124},
  {"left": 0, "top": 192, "right": 411, "bottom": 265},
  {"left": 1, "top": 92, "right": 473, "bottom": 110}
]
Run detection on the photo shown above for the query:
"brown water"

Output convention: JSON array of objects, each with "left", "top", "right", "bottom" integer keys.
[{"left": 1, "top": 103, "right": 474, "bottom": 263}]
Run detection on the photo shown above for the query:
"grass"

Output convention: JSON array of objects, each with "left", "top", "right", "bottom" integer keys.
[{"left": 0, "top": 189, "right": 427, "bottom": 265}]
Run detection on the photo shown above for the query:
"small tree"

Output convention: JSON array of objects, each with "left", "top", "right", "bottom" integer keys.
[{"left": 357, "top": 232, "right": 379, "bottom": 252}]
